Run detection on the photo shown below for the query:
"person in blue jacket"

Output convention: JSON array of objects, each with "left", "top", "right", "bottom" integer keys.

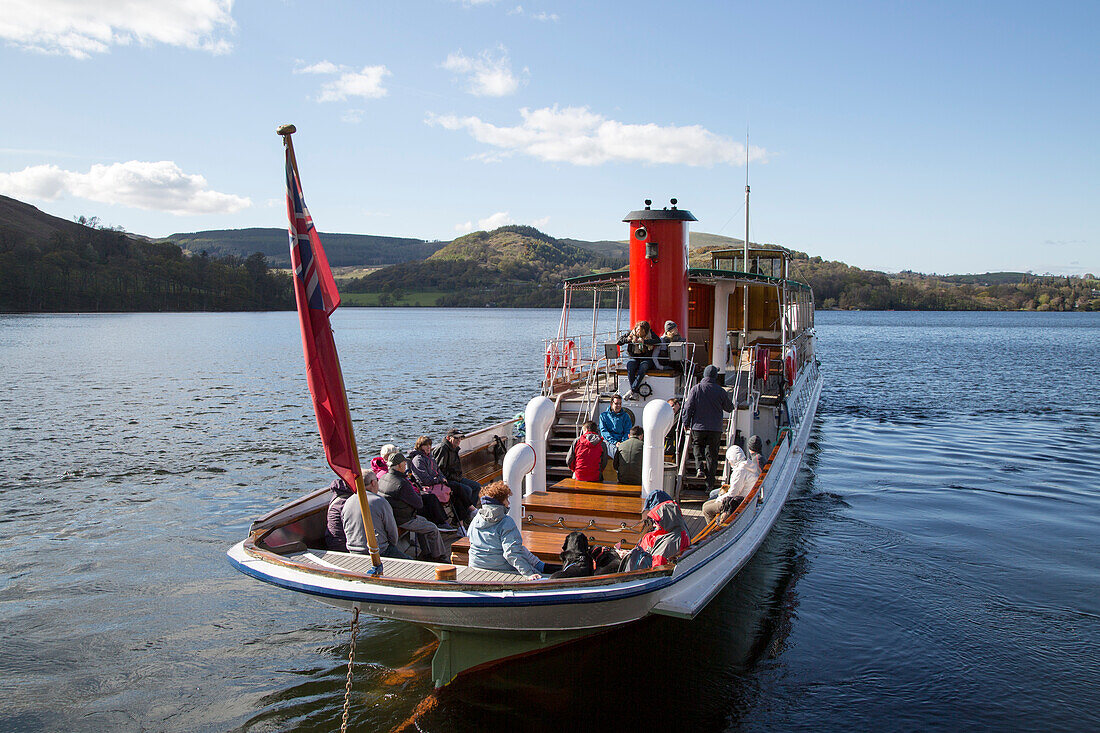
[
  {"left": 599, "top": 394, "right": 634, "bottom": 458},
  {"left": 467, "top": 481, "right": 560, "bottom": 579}
]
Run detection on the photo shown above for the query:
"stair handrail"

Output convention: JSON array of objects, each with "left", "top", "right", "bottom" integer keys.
[{"left": 721, "top": 353, "right": 747, "bottom": 483}]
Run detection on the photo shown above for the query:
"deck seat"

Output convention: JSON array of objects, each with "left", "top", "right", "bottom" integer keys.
[
  {"left": 549, "top": 477, "right": 642, "bottom": 498},
  {"left": 450, "top": 526, "right": 639, "bottom": 566}
]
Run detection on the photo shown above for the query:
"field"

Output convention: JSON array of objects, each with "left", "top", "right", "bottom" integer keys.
[{"left": 339, "top": 291, "right": 448, "bottom": 307}]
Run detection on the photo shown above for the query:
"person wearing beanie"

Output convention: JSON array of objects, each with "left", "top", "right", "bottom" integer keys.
[
  {"left": 683, "top": 365, "right": 735, "bottom": 492},
  {"left": 377, "top": 451, "right": 447, "bottom": 562}
]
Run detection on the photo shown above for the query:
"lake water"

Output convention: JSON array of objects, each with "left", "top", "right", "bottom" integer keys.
[{"left": 1, "top": 309, "right": 1098, "bottom": 732}]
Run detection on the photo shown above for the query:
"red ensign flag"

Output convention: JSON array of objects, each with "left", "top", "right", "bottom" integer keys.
[{"left": 285, "top": 149, "right": 360, "bottom": 488}]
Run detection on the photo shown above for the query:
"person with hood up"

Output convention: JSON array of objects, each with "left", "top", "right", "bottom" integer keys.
[
  {"left": 637, "top": 496, "right": 691, "bottom": 566},
  {"left": 467, "top": 481, "right": 557, "bottom": 578},
  {"left": 683, "top": 365, "right": 735, "bottom": 492},
  {"left": 323, "top": 477, "right": 356, "bottom": 552},
  {"left": 599, "top": 394, "right": 634, "bottom": 458},
  {"left": 549, "top": 531, "right": 594, "bottom": 579},
  {"left": 566, "top": 420, "right": 609, "bottom": 482},
  {"left": 378, "top": 451, "right": 447, "bottom": 562},
  {"left": 701, "top": 440, "right": 763, "bottom": 522}
]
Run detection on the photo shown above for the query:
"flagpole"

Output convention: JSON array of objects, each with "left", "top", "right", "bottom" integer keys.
[{"left": 278, "top": 124, "right": 383, "bottom": 571}]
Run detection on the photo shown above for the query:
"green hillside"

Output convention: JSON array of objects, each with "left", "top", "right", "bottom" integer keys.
[
  {"left": 342, "top": 226, "right": 621, "bottom": 306},
  {"left": 163, "top": 227, "right": 442, "bottom": 268},
  {"left": 0, "top": 196, "right": 292, "bottom": 313}
]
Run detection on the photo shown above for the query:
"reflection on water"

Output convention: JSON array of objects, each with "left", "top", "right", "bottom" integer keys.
[{"left": 2, "top": 310, "right": 1099, "bottom": 732}]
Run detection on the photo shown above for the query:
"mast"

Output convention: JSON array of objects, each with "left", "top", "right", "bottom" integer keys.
[{"left": 742, "top": 133, "right": 750, "bottom": 339}]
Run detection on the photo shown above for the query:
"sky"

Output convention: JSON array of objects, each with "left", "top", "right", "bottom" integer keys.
[{"left": 1, "top": 0, "right": 1097, "bottom": 275}]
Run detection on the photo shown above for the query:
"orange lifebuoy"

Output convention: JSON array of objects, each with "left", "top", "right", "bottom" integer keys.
[
  {"left": 785, "top": 346, "right": 798, "bottom": 384},
  {"left": 544, "top": 343, "right": 560, "bottom": 381},
  {"left": 565, "top": 339, "right": 579, "bottom": 376}
]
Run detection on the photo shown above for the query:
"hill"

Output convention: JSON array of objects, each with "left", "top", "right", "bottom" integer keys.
[
  {"left": 0, "top": 196, "right": 292, "bottom": 312},
  {"left": 163, "top": 227, "right": 442, "bottom": 268},
  {"left": 342, "top": 225, "right": 621, "bottom": 306}
]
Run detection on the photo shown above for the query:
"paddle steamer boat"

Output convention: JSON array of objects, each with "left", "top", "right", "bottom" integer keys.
[{"left": 228, "top": 132, "right": 822, "bottom": 688}]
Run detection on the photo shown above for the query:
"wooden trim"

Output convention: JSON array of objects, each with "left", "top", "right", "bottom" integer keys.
[
  {"left": 681, "top": 437, "right": 786, "bottom": 550},
  {"left": 244, "top": 535, "right": 673, "bottom": 591}
]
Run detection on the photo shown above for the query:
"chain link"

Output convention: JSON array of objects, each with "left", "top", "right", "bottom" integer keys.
[{"left": 340, "top": 607, "right": 360, "bottom": 733}]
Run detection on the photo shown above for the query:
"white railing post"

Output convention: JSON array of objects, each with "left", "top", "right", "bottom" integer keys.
[
  {"left": 523, "top": 395, "right": 555, "bottom": 497},
  {"left": 503, "top": 443, "right": 536, "bottom": 529},
  {"left": 641, "top": 399, "right": 675, "bottom": 501}
]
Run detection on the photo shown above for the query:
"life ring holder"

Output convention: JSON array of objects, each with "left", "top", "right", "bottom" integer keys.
[
  {"left": 564, "top": 339, "right": 580, "bottom": 378},
  {"left": 544, "top": 342, "right": 560, "bottom": 382}
]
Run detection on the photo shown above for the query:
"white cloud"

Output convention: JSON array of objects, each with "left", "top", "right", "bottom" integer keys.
[
  {"left": 341, "top": 109, "right": 365, "bottom": 124},
  {"left": 454, "top": 212, "right": 517, "bottom": 233},
  {"left": 506, "top": 5, "right": 559, "bottom": 21},
  {"left": 0, "top": 0, "right": 235, "bottom": 59},
  {"left": 441, "top": 47, "right": 525, "bottom": 97},
  {"left": 318, "top": 65, "right": 390, "bottom": 102},
  {"left": 479, "top": 211, "right": 513, "bottom": 229},
  {"left": 295, "top": 60, "right": 340, "bottom": 75},
  {"left": 0, "top": 161, "right": 251, "bottom": 215},
  {"left": 428, "top": 106, "right": 768, "bottom": 167}
]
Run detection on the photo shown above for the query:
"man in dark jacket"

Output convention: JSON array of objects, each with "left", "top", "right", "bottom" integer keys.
[
  {"left": 682, "top": 365, "right": 734, "bottom": 492},
  {"left": 613, "top": 425, "right": 644, "bottom": 485},
  {"left": 432, "top": 428, "right": 481, "bottom": 507},
  {"left": 378, "top": 452, "right": 446, "bottom": 561}
]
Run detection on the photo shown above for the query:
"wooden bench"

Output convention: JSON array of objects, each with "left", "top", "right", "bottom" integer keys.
[
  {"left": 450, "top": 526, "right": 637, "bottom": 566},
  {"left": 549, "top": 478, "right": 642, "bottom": 498},
  {"left": 523, "top": 490, "right": 643, "bottom": 520}
]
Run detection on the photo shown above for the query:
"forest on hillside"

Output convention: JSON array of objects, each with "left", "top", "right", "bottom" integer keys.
[{"left": 0, "top": 224, "right": 293, "bottom": 312}]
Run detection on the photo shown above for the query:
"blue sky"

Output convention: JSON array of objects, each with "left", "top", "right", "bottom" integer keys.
[{"left": 1, "top": 0, "right": 1096, "bottom": 275}]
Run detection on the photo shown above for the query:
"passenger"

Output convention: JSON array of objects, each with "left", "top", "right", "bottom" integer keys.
[
  {"left": 549, "top": 531, "right": 595, "bottom": 579},
  {"left": 370, "top": 443, "right": 398, "bottom": 481},
  {"left": 343, "top": 469, "right": 411, "bottom": 559},
  {"left": 617, "top": 320, "right": 660, "bottom": 400},
  {"left": 566, "top": 420, "right": 608, "bottom": 482},
  {"left": 664, "top": 397, "right": 683, "bottom": 455},
  {"left": 432, "top": 428, "right": 482, "bottom": 509},
  {"left": 683, "top": 365, "right": 734, "bottom": 493},
  {"left": 323, "top": 477, "right": 355, "bottom": 552},
  {"left": 599, "top": 394, "right": 634, "bottom": 458},
  {"left": 746, "top": 434, "right": 764, "bottom": 470},
  {"left": 409, "top": 435, "right": 475, "bottom": 525},
  {"left": 702, "top": 443, "right": 762, "bottom": 523},
  {"left": 655, "top": 320, "right": 686, "bottom": 372},
  {"left": 377, "top": 451, "right": 447, "bottom": 562},
  {"left": 614, "top": 425, "right": 645, "bottom": 485},
  {"left": 468, "top": 481, "right": 556, "bottom": 579},
  {"left": 637, "top": 497, "right": 691, "bottom": 566}
]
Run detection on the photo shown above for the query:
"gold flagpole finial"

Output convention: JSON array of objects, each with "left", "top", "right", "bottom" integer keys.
[{"left": 276, "top": 123, "right": 296, "bottom": 136}]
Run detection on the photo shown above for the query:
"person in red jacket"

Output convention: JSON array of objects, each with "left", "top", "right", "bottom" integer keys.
[
  {"left": 566, "top": 421, "right": 608, "bottom": 482},
  {"left": 638, "top": 498, "right": 690, "bottom": 566}
]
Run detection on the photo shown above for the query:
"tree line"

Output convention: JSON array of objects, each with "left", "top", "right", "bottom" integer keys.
[{"left": 0, "top": 223, "right": 293, "bottom": 313}]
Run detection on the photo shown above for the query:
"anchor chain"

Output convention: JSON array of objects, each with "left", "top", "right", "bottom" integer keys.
[{"left": 340, "top": 607, "right": 360, "bottom": 733}]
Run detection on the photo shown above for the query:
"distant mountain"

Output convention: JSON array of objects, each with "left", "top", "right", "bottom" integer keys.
[
  {"left": 342, "top": 225, "right": 621, "bottom": 306},
  {"left": 561, "top": 237, "right": 629, "bottom": 263},
  {"left": 162, "top": 227, "right": 443, "bottom": 268}
]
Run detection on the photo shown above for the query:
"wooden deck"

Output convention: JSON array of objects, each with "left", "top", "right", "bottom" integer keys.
[
  {"left": 296, "top": 549, "right": 521, "bottom": 583},
  {"left": 449, "top": 476, "right": 707, "bottom": 567}
]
